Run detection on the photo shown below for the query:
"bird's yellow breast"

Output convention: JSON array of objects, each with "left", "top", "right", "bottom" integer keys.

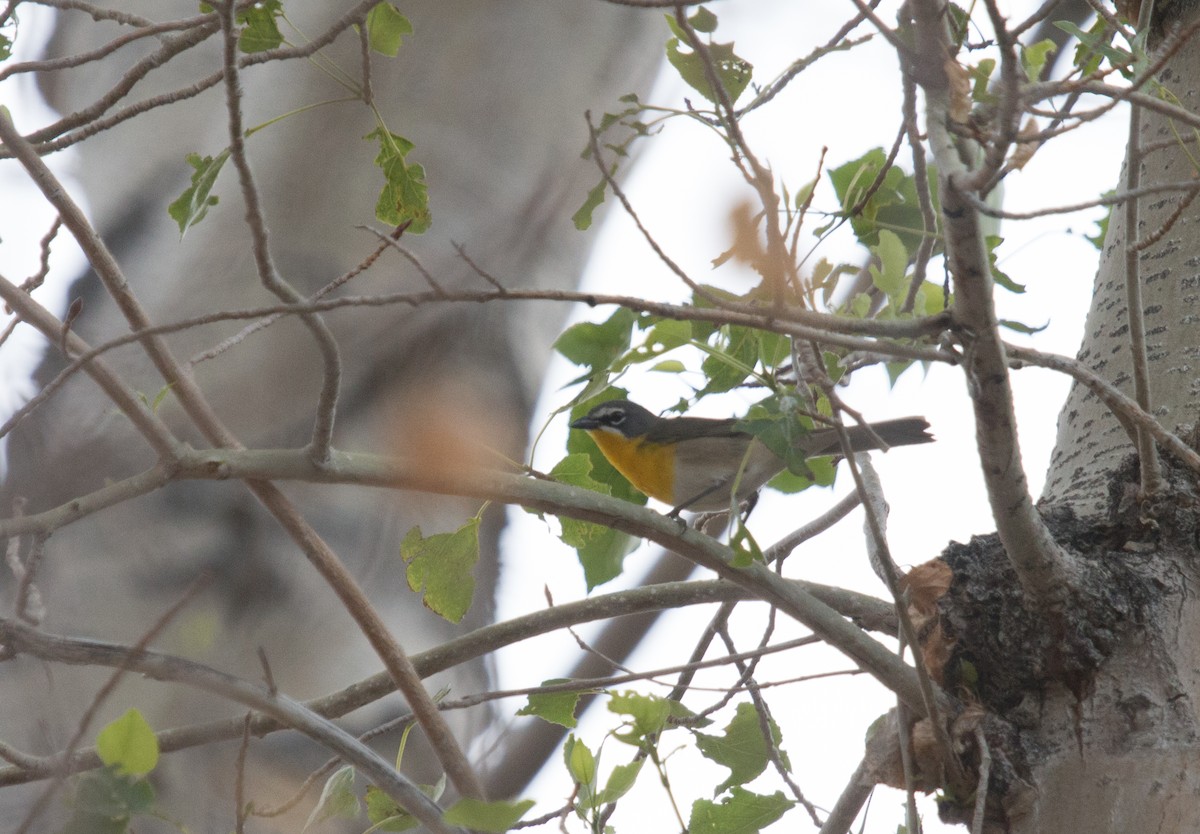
[{"left": 587, "top": 430, "right": 675, "bottom": 504}]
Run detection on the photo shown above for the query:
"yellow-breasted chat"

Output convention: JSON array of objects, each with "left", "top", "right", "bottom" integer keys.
[{"left": 570, "top": 399, "right": 933, "bottom": 513}]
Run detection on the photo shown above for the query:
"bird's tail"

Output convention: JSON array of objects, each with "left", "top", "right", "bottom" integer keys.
[{"left": 806, "top": 417, "right": 934, "bottom": 456}]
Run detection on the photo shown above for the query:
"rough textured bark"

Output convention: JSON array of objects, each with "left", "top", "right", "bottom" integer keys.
[
  {"left": 937, "top": 13, "right": 1200, "bottom": 833},
  {"left": 1, "top": 3, "right": 661, "bottom": 830},
  {"left": 1041, "top": 52, "right": 1200, "bottom": 516}
]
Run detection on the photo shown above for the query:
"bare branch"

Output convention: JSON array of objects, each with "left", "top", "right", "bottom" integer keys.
[
  {"left": 216, "top": 0, "right": 341, "bottom": 462},
  {"left": 910, "top": 0, "right": 1077, "bottom": 612},
  {"left": 1005, "top": 344, "right": 1200, "bottom": 476},
  {"left": 1120, "top": 25, "right": 1165, "bottom": 498},
  {"left": 0, "top": 618, "right": 461, "bottom": 834},
  {"left": 583, "top": 110, "right": 711, "bottom": 299},
  {"left": 0, "top": 268, "right": 180, "bottom": 459},
  {"left": 0, "top": 577, "right": 891, "bottom": 788},
  {"left": 14, "top": 575, "right": 208, "bottom": 834},
  {"left": 2, "top": 99, "right": 484, "bottom": 803},
  {"left": 157, "top": 447, "right": 946, "bottom": 717},
  {"left": 0, "top": 284, "right": 953, "bottom": 445}
]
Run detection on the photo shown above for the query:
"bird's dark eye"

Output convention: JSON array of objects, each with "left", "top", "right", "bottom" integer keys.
[{"left": 605, "top": 411, "right": 625, "bottom": 426}]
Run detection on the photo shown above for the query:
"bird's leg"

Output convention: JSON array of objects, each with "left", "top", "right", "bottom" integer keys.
[{"left": 739, "top": 490, "right": 760, "bottom": 521}]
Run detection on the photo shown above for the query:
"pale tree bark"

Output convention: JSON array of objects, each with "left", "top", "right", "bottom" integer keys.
[
  {"left": 937, "top": 6, "right": 1200, "bottom": 832},
  {"left": 1008, "top": 20, "right": 1200, "bottom": 834}
]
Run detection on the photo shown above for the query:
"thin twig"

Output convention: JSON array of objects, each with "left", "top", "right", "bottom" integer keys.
[
  {"left": 358, "top": 12, "right": 375, "bottom": 108},
  {"left": 583, "top": 110, "right": 712, "bottom": 300},
  {"left": 843, "top": 449, "right": 963, "bottom": 785},
  {"left": 901, "top": 64, "right": 939, "bottom": 314},
  {"left": 1121, "top": 2, "right": 1165, "bottom": 498},
  {"left": 217, "top": 0, "right": 341, "bottom": 463},
  {"left": 737, "top": 3, "right": 878, "bottom": 117},
  {"left": 0, "top": 578, "right": 888, "bottom": 789},
  {"left": 0, "top": 12, "right": 210, "bottom": 83},
  {"left": 13, "top": 574, "right": 210, "bottom": 834},
  {"left": 971, "top": 726, "right": 992, "bottom": 834},
  {"left": 234, "top": 713, "right": 252, "bottom": 834},
  {"left": 0, "top": 617, "right": 461, "bottom": 834},
  {"left": 356, "top": 224, "right": 447, "bottom": 295},
  {"left": 452, "top": 241, "right": 507, "bottom": 292},
  {"left": 0, "top": 266, "right": 179, "bottom": 460},
  {"left": 961, "top": 179, "right": 1200, "bottom": 220},
  {"left": 763, "top": 491, "right": 862, "bottom": 562},
  {"left": 191, "top": 225, "right": 402, "bottom": 366},
  {"left": 673, "top": 7, "right": 792, "bottom": 302},
  {"left": 16, "top": 216, "right": 62, "bottom": 299},
  {"left": 2, "top": 101, "right": 485, "bottom": 803},
  {"left": 817, "top": 758, "right": 874, "bottom": 834},
  {"left": 1133, "top": 183, "right": 1200, "bottom": 251},
  {"left": 912, "top": 0, "right": 1076, "bottom": 611},
  {"left": 12, "top": 533, "right": 46, "bottom": 626}
]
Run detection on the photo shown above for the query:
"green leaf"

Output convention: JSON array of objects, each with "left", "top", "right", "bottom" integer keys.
[
  {"left": 998, "top": 318, "right": 1049, "bottom": 334},
  {"left": 945, "top": 2, "right": 970, "bottom": 48},
  {"left": 688, "top": 6, "right": 719, "bottom": 33},
  {"left": 737, "top": 395, "right": 817, "bottom": 479},
  {"left": 551, "top": 453, "right": 608, "bottom": 493},
  {"left": 698, "top": 325, "right": 758, "bottom": 394},
  {"left": 567, "top": 518, "right": 636, "bottom": 590},
  {"left": 564, "top": 735, "right": 598, "bottom": 790},
  {"left": 885, "top": 360, "right": 915, "bottom": 387},
  {"left": 765, "top": 455, "right": 834, "bottom": 495},
  {"left": 612, "top": 316, "right": 692, "bottom": 371},
  {"left": 912, "top": 280, "right": 949, "bottom": 317},
  {"left": 61, "top": 768, "right": 156, "bottom": 834},
  {"left": 1056, "top": 19, "right": 1132, "bottom": 78},
  {"left": 237, "top": 0, "right": 283, "bottom": 53},
  {"left": 688, "top": 787, "right": 793, "bottom": 834},
  {"left": 96, "top": 709, "right": 159, "bottom": 777},
  {"left": 443, "top": 797, "right": 534, "bottom": 832},
  {"left": 966, "top": 58, "right": 996, "bottom": 104},
  {"left": 366, "top": 127, "right": 431, "bottom": 233},
  {"left": 608, "top": 691, "right": 671, "bottom": 742},
  {"left": 365, "top": 2, "right": 412, "bottom": 56},
  {"left": 550, "top": 449, "right": 639, "bottom": 590},
  {"left": 1087, "top": 198, "right": 1114, "bottom": 250},
  {"left": 150, "top": 384, "right": 174, "bottom": 413},
  {"left": 694, "top": 703, "right": 787, "bottom": 794},
  {"left": 828, "top": 148, "right": 941, "bottom": 254},
  {"left": 984, "top": 235, "right": 1025, "bottom": 293},
  {"left": 365, "top": 785, "right": 419, "bottom": 831},
  {"left": 0, "top": 32, "right": 12, "bottom": 62},
  {"left": 728, "top": 515, "right": 763, "bottom": 568},
  {"left": 664, "top": 13, "right": 753, "bottom": 105},
  {"left": 595, "top": 758, "right": 645, "bottom": 805},
  {"left": 555, "top": 307, "right": 636, "bottom": 371},
  {"left": 72, "top": 767, "right": 156, "bottom": 818},
  {"left": 869, "top": 228, "right": 909, "bottom": 301},
  {"left": 304, "top": 765, "right": 359, "bottom": 830},
  {"left": 573, "top": 176, "right": 609, "bottom": 230},
  {"left": 167, "top": 149, "right": 230, "bottom": 236},
  {"left": 400, "top": 518, "right": 480, "bottom": 623},
  {"left": 517, "top": 679, "right": 583, "bottom": 728},
  {"left": 1020, "top": 38, "right": 1056, "bottom": 82}
]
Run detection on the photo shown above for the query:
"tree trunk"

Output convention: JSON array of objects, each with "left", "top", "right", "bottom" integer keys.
[{"left": 946, "top": 12, "right": 1200, "bottom": 832}]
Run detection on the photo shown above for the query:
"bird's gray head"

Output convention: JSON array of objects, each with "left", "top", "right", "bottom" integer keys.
[{"left": 569, "top": 400, "right": 659, "bottom": 438}]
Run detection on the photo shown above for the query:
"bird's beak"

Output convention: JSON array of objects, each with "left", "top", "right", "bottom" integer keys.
[{"left": 570, "top": 415, "right": 600, "bottom": 430}]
